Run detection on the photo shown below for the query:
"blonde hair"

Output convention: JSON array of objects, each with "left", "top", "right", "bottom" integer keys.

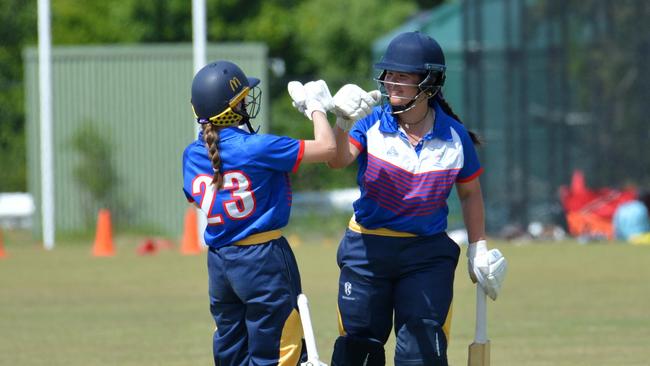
[{"left": 202, "top": 123, "right": 224, "bottom": 189}]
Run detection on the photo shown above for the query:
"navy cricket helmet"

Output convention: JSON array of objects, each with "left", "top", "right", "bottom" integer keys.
[
  {"left": 374, "top": 31, "right": 447, "bottom": 95},
  {"left": 191, "top": 60, "right": 261, "bottom": 127}
]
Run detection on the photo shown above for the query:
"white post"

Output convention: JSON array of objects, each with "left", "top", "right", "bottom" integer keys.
[
  {"left": 192, "top": 0, "right": 207, "bottom": 76},
  {"left": 192, "top": 0, "right": 208, "bottom": 246},
  {"left": 38, "top": 0, "right": 55, "bottom": 250}
]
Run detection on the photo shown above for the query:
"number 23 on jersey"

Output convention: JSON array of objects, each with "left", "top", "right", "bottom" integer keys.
[{"left": 191, "top": 171, "right": 257, "bottom": 225}]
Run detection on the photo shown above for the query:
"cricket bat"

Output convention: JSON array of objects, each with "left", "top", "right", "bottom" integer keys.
[
  {"left": 297, "top": 294, "right": 328, "bottom": 366},
  {"left": 468, "top": 285, "right": 490, "bottom": 366}
]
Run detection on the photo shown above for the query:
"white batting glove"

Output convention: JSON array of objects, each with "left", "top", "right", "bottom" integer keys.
[
  {"left": 287, "top": 80, "right": 334, "bottom": 120},
  {"left": 288, "top": 81, "right": 308, "bottom": 115},
  {"left": 467, "top": 240, "right": 508, "bottom": 300},
  {"left": 332, "top": 84, "right": 382, "bottom": 131}
]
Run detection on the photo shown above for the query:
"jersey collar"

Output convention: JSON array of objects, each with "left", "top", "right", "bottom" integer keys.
[
  {"left": 378, "top": 99, "right": 454, "bottom": 142},
  {"left": 196, "top": 125, "right": 249, "bottom": 141}
]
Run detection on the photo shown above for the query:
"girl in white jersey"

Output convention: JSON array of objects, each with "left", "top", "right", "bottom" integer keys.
[{"left": 326, "top": 32, "right": 506, "bottom": 366}]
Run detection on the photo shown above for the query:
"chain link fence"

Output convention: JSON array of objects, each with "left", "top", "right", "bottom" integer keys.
[{"left": 461, "top": 0, "right": 650, "bottom": 232}]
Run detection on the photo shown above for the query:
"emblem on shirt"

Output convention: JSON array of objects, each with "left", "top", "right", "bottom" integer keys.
[{"left": 387, "top": 146, "right": 399, "bottom": 158}]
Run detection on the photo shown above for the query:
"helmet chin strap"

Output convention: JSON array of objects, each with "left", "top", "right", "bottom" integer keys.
[
  {"left": 240, "top": 118, "right": 259, "bottom": 134},
  {"left": 238, "top": 103, "right": 260, "bottom": 134},
  {"left": 390, "top": 89, "right": 437, "bottom": 115}
]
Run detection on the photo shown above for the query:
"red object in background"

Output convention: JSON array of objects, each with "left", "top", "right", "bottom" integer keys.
[
  {"left": 136, "top": 238, "right": 175, "bottom": 256},
  {"left": 559, "top": 170, "right": 636, "bottom": 239},
  {"left": 136, "top": 238, "right": 158, "bottom": 256},
  {"left": 0, "top": 229, "right": 6, "bottom": 258}
]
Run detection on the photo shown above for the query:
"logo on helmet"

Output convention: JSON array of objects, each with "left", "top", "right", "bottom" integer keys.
[{"left": 229, "top": 77, "right": 242, "bottom": 92}]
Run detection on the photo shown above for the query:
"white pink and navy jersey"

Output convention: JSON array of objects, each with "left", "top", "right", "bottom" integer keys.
[
  {"left": 182, "top": 127, "right": 304, "bottom": 248},
  {"left": 348, "top": 100, "right": 483, "bottom": 236}
]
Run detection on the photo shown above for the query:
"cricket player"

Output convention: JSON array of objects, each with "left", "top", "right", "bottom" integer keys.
[
  {"left": 182, "top": 60, "right": 336, "bottom": 365},
  {"left": 326, "top": 31, "right": 507, "bottom": 365}
]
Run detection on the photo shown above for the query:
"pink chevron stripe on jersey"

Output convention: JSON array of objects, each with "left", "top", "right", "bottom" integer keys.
[{"left": 363, "top": 153, "right": 459, "bottom": 216}]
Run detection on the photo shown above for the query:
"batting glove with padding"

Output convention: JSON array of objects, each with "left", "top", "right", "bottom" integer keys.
[
  {"left": 332, "top": 84, "right": 382, "bottom": 131},
  {"left": 287, "top": 80, "right": 334, "bottom": 120},
  {"left": 467, "top": 240, "right": 508, "bottom": 300}
]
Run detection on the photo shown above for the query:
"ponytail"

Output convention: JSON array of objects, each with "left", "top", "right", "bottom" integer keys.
[
  {"left": 435, "top": 94, "right": 481, "bottom": 146},
  {"left": 202, "top": 123, "right": 224, "bottom": 189}
]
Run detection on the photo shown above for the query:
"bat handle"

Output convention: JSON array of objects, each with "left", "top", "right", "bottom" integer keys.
[
  {"left": 474, "top": 285, "right": 488, "bottom": 343},
  {"left": 297, "top": 294, "right": 320, "bottom": 361}
]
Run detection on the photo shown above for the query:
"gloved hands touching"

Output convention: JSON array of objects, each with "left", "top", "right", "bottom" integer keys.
[
  {"left": 332, "top": 84, "right": 381, "bottom": 131},
  {"left": 288, "top": 81, "right": 381, "bottom": 128},
  {"left": 287, "top": 80, "right": 334, "bottom": 120},
  {"left": 467, "top": 240, "right": 508, "bottom": 300}
]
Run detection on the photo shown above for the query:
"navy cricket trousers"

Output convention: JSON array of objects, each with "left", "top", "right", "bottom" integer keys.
[
  {"left": 336, "top": 229, "right": 460, "bottom": 365},
  {"left": 207, "top": 237, "right": 306, "bottom": 366}
]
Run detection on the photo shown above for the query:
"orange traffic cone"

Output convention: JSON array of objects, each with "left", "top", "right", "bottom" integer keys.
[
  {"left": 0, "top": 229, "right": 6, "bottom": 259},
  {"left": 92, "top": 209, "right": 115, "bottom": 257},
  {"left": 181, "top": 207, "right": 202, "bottom": 255}
]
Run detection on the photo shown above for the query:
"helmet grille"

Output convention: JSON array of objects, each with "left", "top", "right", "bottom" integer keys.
[{"left": 194, "top": 87, "right": 250, "bottom": 126}]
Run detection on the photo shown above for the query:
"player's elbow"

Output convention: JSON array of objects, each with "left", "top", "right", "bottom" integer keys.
[
  {"left": 314, "top": 139, "right": 336, "bottom": 163},
  {"left": 327, "top": 155, "right": 351, "bottom": 169},
  {"left": 323, "top": 141, "right": 337, "bottom": 161}
]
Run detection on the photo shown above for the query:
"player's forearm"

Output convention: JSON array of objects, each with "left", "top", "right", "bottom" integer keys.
[
  {"left": 327, "top": 126, "right": 355, "bottom": 169},
  {"left": 302, "top": 111, "right": 336, "bottom": 163},
  {"left": 460, "top": 187, "right": 486, "bottom": 243}
]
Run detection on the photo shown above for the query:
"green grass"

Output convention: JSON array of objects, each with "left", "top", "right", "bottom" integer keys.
[{"left": 1, "top": 229, "right": 649, "bottom": 365}]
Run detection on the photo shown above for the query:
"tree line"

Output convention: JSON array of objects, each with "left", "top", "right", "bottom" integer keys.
[{"left": 0, "top": 0, "right": 442, "bottom": 191}]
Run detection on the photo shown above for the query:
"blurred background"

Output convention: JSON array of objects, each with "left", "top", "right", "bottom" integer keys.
[
  {"left": 2, "top": 2, "right": 650, "bottom": 365},
  {"left": 1, "top": 0, "right": 649, "bottom": 242}
]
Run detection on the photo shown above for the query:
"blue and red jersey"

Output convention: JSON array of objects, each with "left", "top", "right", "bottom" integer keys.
[
  {"left": 182, "top": 127, "right": 304, "bottom": 249},
  {"left": 348, "top": 99, "right": 483, "bottom": 236}
]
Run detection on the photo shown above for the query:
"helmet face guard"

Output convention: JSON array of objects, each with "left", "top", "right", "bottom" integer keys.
[
  {"left": 191, "top": 60, "right": 262, "bottom": 127},
  {"left": 373, "top": 32, "right": 447, "bottom": 114},
  {"left": 374, "top": 66, "right": 445, "bottom": 114},
  {"left": 194, "top": 85, "right": 261, "bottom": 126}
]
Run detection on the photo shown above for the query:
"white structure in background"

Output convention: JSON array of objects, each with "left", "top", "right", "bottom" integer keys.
[
  {"left": 0, "top": 193, "right": 35, "bottom": 229},
  {"left": 38, "top": 0, "right": 54, "bottom": 249},
  {"left": 292, "top": 188, "right": 360, "bottom": 214},
  {"left": 192, "top": 0, "right": 208, "bottom": 246}
]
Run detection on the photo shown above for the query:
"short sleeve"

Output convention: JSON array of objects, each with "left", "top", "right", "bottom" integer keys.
[
  {"left": 456, "top": 128, "right": 483, "bottom": 183},
  {"left": 182, "top": 143, "right": 201, "bottom": 203},
  {"left": 246, "top": 134, "right": 303, "bottom": 173},
  {"left": 349, "top": 114, "right": 378, "bottom": 153}
]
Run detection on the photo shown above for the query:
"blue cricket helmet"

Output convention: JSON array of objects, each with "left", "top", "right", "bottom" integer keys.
[
  {"left": 374, "top": 31, "right": 446, "bottom": 92},
  {"left": 191, "top": 60, "right": 261, "bottom": 126}
]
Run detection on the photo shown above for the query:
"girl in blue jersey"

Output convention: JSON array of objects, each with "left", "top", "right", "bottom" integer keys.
[
  {"left": 327, "top": 32, "right": 505, "bottom": 365},
  {"left": 182, "top": 60, "right": 335, "bottom": 366}
]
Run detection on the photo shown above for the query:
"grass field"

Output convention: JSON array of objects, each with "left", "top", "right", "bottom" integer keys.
[{"left": 1, "top": 228, "right": 649, "bottom": 365}]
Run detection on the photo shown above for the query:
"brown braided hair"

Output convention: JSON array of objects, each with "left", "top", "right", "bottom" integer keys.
[
  {"left": 202, "top": 123, "right": 224, "bottom": 189},
  {"left": 435, "top": 94, "right": 481, "bottom": 146}
]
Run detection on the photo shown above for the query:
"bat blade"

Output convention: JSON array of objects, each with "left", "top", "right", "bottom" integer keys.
[{"left": 468, "top": 340, "right": 490, "bottom": 366}]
